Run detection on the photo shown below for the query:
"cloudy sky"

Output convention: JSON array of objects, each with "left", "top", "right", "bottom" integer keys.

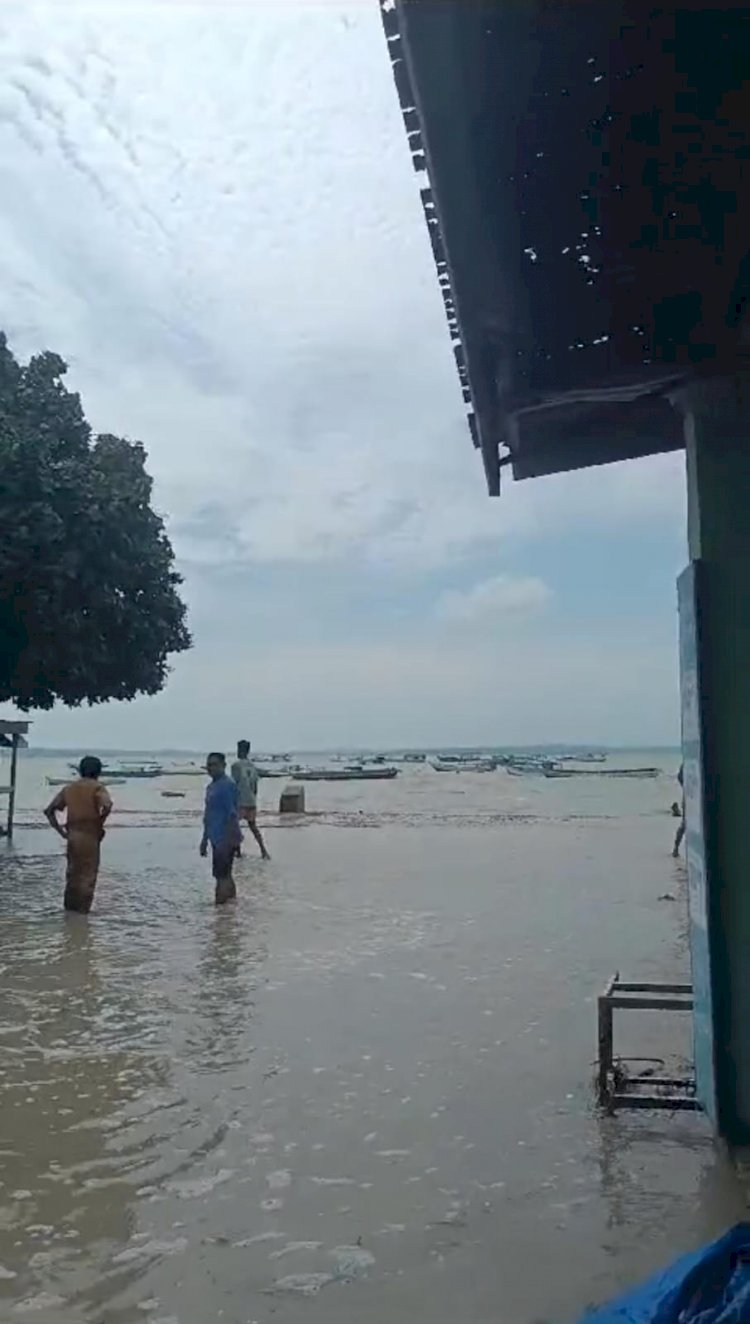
[{"left": 0, "top": 0, "right": 687, "bottom": 751}]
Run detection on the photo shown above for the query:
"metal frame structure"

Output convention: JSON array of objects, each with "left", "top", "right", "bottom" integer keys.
[{"left": 597, "top": 975, "right": 698, "bottom": 1113}]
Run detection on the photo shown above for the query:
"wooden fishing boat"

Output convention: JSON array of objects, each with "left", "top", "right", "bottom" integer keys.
[
  {"left": 48, "top": 775, "right": 128, "bottom": 786},
  {"left": 543, "top": 766, "right": 660, "bottom": 779},
  {"left": 432, "top": 758, "right": 495, "bottom": 773},
  {"left": 294, "top": 766, "right": 399, "bottom": 782}
]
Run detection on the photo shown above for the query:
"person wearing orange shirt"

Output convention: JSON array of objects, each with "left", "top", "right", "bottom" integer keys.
[{"left": 44, "top": 756, "right": 112, "bottom": 913}]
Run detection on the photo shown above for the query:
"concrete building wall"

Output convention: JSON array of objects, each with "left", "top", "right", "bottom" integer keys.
[{"left": 683, "top": 378, "right": 750, "bottom": 1142}]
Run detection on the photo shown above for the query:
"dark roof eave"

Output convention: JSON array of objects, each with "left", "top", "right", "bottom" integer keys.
[
  {"left": 383, "top": 0, "right": 750, "bottom": 492},
  {"left": 380, "top": 0, "right": 503, "bottom": 494}
]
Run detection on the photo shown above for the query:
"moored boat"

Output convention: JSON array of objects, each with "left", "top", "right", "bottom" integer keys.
[
  {"left": 543, "top": 765, "right": 660, "bottom": 779},
  {"left": 294, "top": 766, "right": 399, "bottom": 782},
  {"left": 48, "top": 775, "right": 128, "bottom": 786},
  {"left": 432, "top": 758, "right": 496, "bottom": 772},
  {"left": 505, "top": 757, "right": 561, "bottom": 775}
]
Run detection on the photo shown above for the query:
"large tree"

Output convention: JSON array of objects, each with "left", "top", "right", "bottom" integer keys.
[{"left": 0, "top": 333, "right": 191, "bottom": 709}]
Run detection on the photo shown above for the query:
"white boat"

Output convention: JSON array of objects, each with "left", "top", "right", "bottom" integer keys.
[
  {"left": 437, "top": 752, "right": 497, "bottom": 765},
  {"left": 504, "top": 758, "right": 560, "bottom": 775},
  {"left": 432, "top": 758, "right": 495, "bottom": 773},
  {"left": 558, "top": 752, "right": 607, "bottom": 764},
  {"left": 48, "top": 775, "right": 128, "bottom": 787},
  {"left": 69, "top": 761, "right": 163, "bottom": 779}
]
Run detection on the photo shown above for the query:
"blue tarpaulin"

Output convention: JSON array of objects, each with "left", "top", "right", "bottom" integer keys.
[{"left": 582, "top": 1225, "right": 750, "bottom": 1324}]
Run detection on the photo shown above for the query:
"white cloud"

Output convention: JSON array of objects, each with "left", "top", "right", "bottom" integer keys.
[
  {"left": 0, "top": 4, "right": 688, "bottom": 576},
  {"left": 437, "top": 574, "right": 552, "bottom": 622}
]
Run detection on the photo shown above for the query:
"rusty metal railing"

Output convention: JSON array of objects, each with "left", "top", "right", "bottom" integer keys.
[{"left": 597, "top": 976, "right": 698, "bottom": 1113}]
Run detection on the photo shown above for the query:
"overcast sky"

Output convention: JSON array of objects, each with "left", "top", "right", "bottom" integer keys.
[{"left": 0, "top": 0, "right": 687, "bottom": 751}]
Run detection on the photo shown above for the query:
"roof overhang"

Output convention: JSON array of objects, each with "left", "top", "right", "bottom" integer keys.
[
  {"left": 0, "top": 721, "right": 30, "bottom": 737},
  {"left": 382, "top": 0, "right": 750, "bottom": 493}
]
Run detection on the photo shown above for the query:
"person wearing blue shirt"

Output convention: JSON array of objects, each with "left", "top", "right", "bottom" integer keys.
[{"left": 200, "top": 752, "right": 241, "bottom": 904}]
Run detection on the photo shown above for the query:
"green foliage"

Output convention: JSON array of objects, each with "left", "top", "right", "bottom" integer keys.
[{"left": 0, "top": 333, "right": 191, "bottom": 709}]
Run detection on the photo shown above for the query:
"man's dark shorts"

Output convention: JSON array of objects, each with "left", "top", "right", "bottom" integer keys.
[{"left": 211, "top": 842, "right": 237, "bottom": 905}]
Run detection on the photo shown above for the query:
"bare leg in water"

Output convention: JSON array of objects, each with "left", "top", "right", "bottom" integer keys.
[
  {"left": 212, "top": 842, "right": 238, "bottom": 905},
  {"left": 672, "top": 817, "right": 686, "bottom": 858},
  {"left": 238, "top": 808, "right": 270, "bottom": 860}
]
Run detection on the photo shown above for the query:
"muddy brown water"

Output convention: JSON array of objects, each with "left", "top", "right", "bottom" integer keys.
[{"left": 0, "top": 758, "right": 743, "bottom": 1322}]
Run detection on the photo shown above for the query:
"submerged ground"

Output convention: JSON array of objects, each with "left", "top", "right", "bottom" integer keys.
[{"left": 0, "top": 760, "right": 743, "bottom": 1322}]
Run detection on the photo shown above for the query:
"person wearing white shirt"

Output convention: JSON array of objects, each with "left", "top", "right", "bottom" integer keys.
[{"left": 231, "top": 739, "right": 270, "bottom": 860}]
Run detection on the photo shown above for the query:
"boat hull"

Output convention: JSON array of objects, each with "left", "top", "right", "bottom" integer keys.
[
  {"left": 294, "top": 768, "right": 399, "bottom": 782},
  {"left": 543, "top": 767, "right": 660, "bottom": 779}
]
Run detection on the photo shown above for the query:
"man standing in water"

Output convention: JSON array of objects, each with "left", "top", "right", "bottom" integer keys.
[
  {"left": 200, "top": 752, "right": 241, "bottom": 904},
  {"left": 231, "top": 739, "right": 270, "bottom": 860},
  {"left": 672, "top": 763, "right": 686, "bottom": 858},
  {"left": 44, "top": 756, "right": 112, "bottom": 913}
]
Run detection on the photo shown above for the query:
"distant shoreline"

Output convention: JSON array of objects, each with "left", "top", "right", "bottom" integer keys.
[{"left": 23, "top": 744, "right": 682, "bottom": 758}]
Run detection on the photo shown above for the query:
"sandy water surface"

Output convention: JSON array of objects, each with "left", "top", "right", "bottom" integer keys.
[{"left": 0, "top": 755, "right": 743, "bottom": 1322}]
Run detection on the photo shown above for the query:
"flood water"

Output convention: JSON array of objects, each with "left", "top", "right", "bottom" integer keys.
[{"left": 0, "top": 754, "right": 743, "bottom": 1322}]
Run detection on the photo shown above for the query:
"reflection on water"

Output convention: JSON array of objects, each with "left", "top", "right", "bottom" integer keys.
[
  {"left": 0, "top": 772, "right": 741, "bottom": 1323},
  {"left": 595, "top": 1115, "right": 741, "bottom": 1238},
  {"left": 0, "top": 843, "right": 274, "bottom": 1320},
  {"left": 187, "top": 906, "right": 267, "bottom": 1072},
  {"left": 0, "top": 901, "right": 168, "bottom": 1316}
]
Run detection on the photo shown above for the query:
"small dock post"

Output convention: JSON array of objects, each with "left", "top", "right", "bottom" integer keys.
[
  {"left": 0, "top": 721, "right": 30, "bottom": 840},
  {"left": 6, "top": 732, "right": 19, "bottom": 840},
  {"left": 597, "top": 976, "right": 616, "bottom": 1107}
]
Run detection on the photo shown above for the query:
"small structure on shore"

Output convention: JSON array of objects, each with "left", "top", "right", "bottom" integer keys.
[
  {"left": 279, "top": 785, "right": 305, "bottom": 815},
  {"left": 0, "top": 720, "right": 30, "bottom": 839}
]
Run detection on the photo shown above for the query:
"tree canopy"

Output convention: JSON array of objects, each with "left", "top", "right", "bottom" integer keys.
[{"left": 0, "top": 333, "right": 191, "bottom": 709}]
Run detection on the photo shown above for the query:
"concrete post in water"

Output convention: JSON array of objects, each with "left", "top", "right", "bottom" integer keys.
[
  {"left": 671, "top": 374, "right": 750, "bottom": 1144},
  {"left": 279, "top": 784, "right": 305, "bottom": 815}
]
